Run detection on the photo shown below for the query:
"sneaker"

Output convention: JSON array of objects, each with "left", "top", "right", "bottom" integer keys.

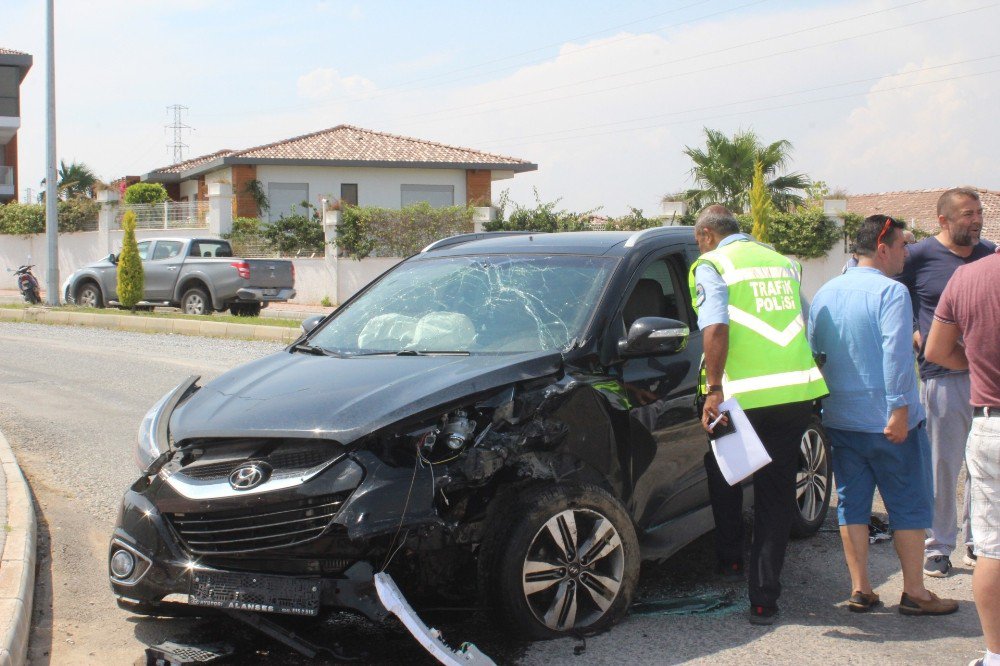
[
  {"left": 749, "top": 605, "right": 779, "bottom": 625},
  {"left": 923, "top": 555, "right": 952, "bottom": 577},
  {"left": 898, "top": 591, "right": 959, "bottom": 616},
  {"left": 716, "top": 560, "right": 745, "bottom": 581},
  {"left": 847, "top": 590, "right": 881, "bottom": 613},
  {"left": 963, "top": 546, "right": 978, "bottom": 568}
]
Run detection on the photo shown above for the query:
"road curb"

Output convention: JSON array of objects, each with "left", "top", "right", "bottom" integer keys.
[
  {"left": 0, "top": 307, "right": 300, "bottom": 343},
  {"left": 0, "top": 429, "right": 36, "bottom": 666}
]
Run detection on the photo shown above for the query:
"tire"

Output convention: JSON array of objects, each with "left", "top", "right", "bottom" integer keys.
[
  {"left": 790, "top": 417, "right": 832, "bottom": 538},
  {"left": 75, "top": 283, "right": 103, "bottom": 309},
  {"left": 230, "top": 303, "right": 261, "bottom": 317},
  {"left": 480, "top": 483, "right": 640, "bottom": 639},
  {"left": 25, "top": 289, "right": 40, "bottom": 305},
  {"left": 181, "top": 287, "right": 210, "bottom": 316}
]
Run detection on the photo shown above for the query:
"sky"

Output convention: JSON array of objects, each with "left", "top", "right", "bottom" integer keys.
[{"left": 2, "top": 0, "right": 999, "bottom": 216}]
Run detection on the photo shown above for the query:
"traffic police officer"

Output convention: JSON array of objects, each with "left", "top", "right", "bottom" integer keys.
[{"left": 689, "top": 204, "right": 828, "bottom": 625}]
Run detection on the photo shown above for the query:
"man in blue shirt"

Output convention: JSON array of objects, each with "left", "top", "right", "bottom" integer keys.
[
  {"left": 809, "top": 215, "right": 958, "bottom": 616},
  {"left": 897, "top": 187, "right": 997, "bottom": 577}
]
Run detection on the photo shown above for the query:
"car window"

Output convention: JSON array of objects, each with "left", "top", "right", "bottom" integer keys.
[
  {"left": 151, "top": 241, "right": 184, "bottom": 261},
  {"left": 189, "top": 240, "right": 232, "bottom": 258},
  {"left": 621, "top": 255, "right": 689, "bottom": 330},
  {"left": 310, "top": 254, "right": 616, "bottom": 355},
  {"left": 136, "top": 241, "right": 151, "bottom": 261}
]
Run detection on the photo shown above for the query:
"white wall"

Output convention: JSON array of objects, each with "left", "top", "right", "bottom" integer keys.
[
  {"left": 253, "top": 165, "right": 466, "bottom": 211},
  {"left": 180, "top": 180, "right": 198, "bottom": 201},
  {"left": 797, "top": 246, "right": 851, "bottom": 301}
]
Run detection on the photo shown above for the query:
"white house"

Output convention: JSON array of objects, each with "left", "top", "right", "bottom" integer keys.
[{"left": 137, "top": 124, "right": 537, "bottom": 220}]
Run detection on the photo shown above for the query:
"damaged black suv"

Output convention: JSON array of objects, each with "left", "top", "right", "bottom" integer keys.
[{"left": 109, "top": 228, "right": 831, "bottom": 639}]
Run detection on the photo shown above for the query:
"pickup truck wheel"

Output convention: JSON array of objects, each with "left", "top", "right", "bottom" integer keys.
[
  {"left": 230, "top": 303, "right": 261, "bottom": 317},
  {"left": 181, "top": 287, "right": 210, "bottom": 316},
  {"left": 481, "top": 483, "right": 639, "bottom": 639},
  {"left": 76, "top": 283, "right": 103, "bottom": 308}
]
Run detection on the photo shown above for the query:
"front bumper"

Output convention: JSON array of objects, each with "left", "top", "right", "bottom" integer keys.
[
  {"left": 235, "top": 287, "right": 296, "bottom": 302},
  {"left": 109, "top": 451, "right": 435, "bottom": 620}
]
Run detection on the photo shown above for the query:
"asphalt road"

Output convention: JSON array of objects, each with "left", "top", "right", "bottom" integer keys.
[{"left": 0, "top": 321, "right": 986, "bottom": 665}]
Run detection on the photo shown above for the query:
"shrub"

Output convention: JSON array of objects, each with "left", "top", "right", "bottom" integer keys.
[
  {"left": 0, "top": 200, "right": 99, "bottom": 234},
  {"left": 602, "top": 207, "right": 663, "bottom": 231},
  {"left": 738, "top": 207, "right": 840, "bottom": 258},
  {"left": 117, "top": 211, "right": 144, "bottom": 309},
  {"left": 263, "top": 205, "right": 326, "bottom": 254},
  {"left": 124, "top": 182, "right": 169, "bottom": 205},
  {"left": 485, "top": 189, "right": 591, "bottom": 233},
  {"left": 337, "top": 202, "right": 475, "bottom": 259}
]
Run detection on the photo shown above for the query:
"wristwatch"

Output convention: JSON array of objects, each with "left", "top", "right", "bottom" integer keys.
[{"left": 706, "top": 384, "right": 723, "bottom": 394}]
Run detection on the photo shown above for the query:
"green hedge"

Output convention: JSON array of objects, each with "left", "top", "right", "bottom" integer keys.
[
  {"left": 0, "top": 199, "right": 100, "bottom": 234},
  {"left": 337, "top": 202, "right": 475, "bottom": 259},
  {"left": 735, "top": 207, "right": 841, "bottom": 258},
  {"left": 123, "top": 182, "right": 169, "bottom": 205}
]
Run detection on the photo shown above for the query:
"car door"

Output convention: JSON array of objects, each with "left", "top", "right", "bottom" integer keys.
[
  {"left": 144, "top": 240, "right": 185, "bottom": 301},
  {"left": 103, "top": 240, "right": 151, "bottom": 301},
  {"left": 615, "top": 247, "right": 708, "bottom": 530}
]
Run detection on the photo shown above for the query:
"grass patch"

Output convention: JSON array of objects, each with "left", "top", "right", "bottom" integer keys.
[{"left": 1, "top": 303, "right": 303, "bottom": 328}]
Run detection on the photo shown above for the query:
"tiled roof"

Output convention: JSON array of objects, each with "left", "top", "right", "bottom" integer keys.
[
  {"left": 846, "top": 187, "right": 1000, "bottom": 243},
  {"left": 146, "top": 125, "right": 534, "bottom": 180},
  {"left": 0, "top": 48, "right": 29, "bottom": 55},
  {"left": 148, "top": 150, "right": 234, "bottom": 175},
  {"left": 232, "top": 125, "right": 532, "bottom": 167}
]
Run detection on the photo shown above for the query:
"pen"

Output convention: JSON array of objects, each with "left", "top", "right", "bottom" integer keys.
[{"left": 709, "top": 412, "right": 727, "bottom": 432}]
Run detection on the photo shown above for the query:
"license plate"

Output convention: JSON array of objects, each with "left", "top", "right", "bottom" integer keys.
[
  {"left": 188, "top": 571, "right": 320, "bottom": 616},
  {"left": 263, "top": 288, "right": 278, "bottom": 296}
]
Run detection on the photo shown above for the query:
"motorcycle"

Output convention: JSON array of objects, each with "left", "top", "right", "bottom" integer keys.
[{"left": 13, "top": 265, "right": 41, "bottom": 304}]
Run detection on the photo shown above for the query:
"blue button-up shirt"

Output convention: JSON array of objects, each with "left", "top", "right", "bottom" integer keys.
[{"left": 808, "top": 266, "right": 924, "bottom": 433}]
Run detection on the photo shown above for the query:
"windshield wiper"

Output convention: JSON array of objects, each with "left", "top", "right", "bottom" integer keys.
[
  {"left": 354, "top": 350, "right": 471, "bottom": 357},
  {"left": 290, "top": 342, "right": 341, "bottom": 357}
]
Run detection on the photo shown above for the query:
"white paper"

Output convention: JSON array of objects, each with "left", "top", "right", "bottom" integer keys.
[{"left": 710, "top": 397, "right": 772, "bottom": 486}]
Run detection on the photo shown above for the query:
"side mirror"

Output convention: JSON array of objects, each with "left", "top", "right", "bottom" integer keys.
[
  {"left": 618, "top": 317, "right": 689, "bottom": 357},
  {"left": 301, "top": 315, "right": 324, "bottom": 334},
  {"left": 106, "top": 253, "right": 118, "bottom": 264}
]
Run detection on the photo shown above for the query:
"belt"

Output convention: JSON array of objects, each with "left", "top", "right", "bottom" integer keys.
[{"left": 974, "top": 406, "right": 1000, "bottom": 417}]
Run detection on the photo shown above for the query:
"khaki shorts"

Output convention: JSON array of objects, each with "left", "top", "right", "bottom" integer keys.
[{"left": 967, "top": 415, "right": 1000, "bottom": 559}]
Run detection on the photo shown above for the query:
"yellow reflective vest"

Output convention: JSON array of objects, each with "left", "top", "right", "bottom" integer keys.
[{"left": 688, "top": 238, "right": 828, "bottom": 410}]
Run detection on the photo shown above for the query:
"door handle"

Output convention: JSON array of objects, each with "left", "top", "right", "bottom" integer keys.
[{"left": 168, "top": 266, "right": 179, "bottom": 271}]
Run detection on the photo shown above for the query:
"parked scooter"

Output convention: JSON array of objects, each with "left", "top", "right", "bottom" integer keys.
[{"left": 12, "top": 265, "right": 41, "bottom": 304}]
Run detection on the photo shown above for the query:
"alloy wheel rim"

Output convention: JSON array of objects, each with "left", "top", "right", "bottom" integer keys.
[
  {"left": 186, "top": 294, "right": 205, "bottom": 315},
  {"left": 80, "top": 289, "right": 97, "bottom": 307},
  {"left": 796, "top": 428, "right": 828, "bottom": 522},
  {"left": 522, "top": 508, "right": 624, "bottom": 632}
]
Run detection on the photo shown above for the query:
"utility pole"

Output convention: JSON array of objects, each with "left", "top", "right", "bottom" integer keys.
[
  {"left": 45, "top": 0, "right": 59, "bottom": 305},
  {"left": 166, "top": 104, "right": 190, "bottom": 164}
]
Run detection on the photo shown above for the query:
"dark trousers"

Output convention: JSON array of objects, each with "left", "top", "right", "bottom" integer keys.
[{"left": 704, "top": 400, "right": 812, "bottom": 608}]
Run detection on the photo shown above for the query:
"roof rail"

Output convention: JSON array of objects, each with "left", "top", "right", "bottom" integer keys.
[
  {"left": 420, "top": 231, "right": 547, "bottom": 253},
  {"left": 623, "top": 226, "right": 679, "bottom": 248}
]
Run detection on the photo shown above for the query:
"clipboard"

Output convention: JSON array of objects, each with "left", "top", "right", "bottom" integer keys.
[{"left": 710, "top": 397, "right": 772, "bottom": 485}]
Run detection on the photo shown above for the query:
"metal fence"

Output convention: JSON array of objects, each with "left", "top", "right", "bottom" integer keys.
[{"left": 115, "top": 202, "right": 209, "bottom": 230}]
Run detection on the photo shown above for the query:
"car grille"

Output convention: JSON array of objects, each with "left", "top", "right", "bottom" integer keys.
[
  {"left": 167, "top": 494, "right": 347, "bottom": 555},
  {"left": 178, "top": 442, "right": 340, "bottom": 482}
]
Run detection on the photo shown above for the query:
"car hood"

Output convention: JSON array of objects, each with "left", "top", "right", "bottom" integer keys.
[
  {"left": 77, "top": 257, "right": 115, "bottom": 271},
  {"left": 168, "top": 349, "right": 563, "bottom": 444}
]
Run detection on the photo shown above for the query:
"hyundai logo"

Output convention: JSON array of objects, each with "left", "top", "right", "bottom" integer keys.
[{"left": 228, "top": 462, "right": 271, "bottom": 491}]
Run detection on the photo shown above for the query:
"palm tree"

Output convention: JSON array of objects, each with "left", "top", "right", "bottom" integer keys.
[
  {"left": 57, "top": 160, "right": 99, "bottom": 199},
  {"left": 671, "top": 128, "right": 810, "bottom": 213}
]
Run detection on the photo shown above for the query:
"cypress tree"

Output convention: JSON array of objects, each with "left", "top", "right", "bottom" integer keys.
[
  {"left": 117, "top": 211, "right": 144, "bottom": 309},
  {"left": 750, "top": 160, "right": 775, "bottom": 244}
]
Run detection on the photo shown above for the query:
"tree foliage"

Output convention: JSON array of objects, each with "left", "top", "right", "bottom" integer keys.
[
  {"left": 749, "top": 160, "right": 775, "bottom": 243},
  {"left": 124, "top": 182, "right": 169, "bottom": 205},
  {"left": 737, "top": 207, "right": 840, "bottom": 258},
  {"left": 0, "top": 200, "right": 99, "bottom": 234},
  {"left": 485, "top": 188, "right": 592, "bottom": 233},
  {"left": 337, "top": 202, "right": 474, "bottom": 259},
  {"left": 57, "top": 160, "right": 99, "bottom": 199},
  {"left": 675, "top": 128, "right": 811, "bottom": 213},
  {"left": 116, "top": 211, "right": 145, "bottom": 309},
  {"left": 263, "top": 203, "right": 326, "bottom": 254}
]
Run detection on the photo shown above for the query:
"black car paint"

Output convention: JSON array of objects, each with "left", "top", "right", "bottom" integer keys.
[{"left": 111, "top": 228, "right": 729, "bottom": 618}]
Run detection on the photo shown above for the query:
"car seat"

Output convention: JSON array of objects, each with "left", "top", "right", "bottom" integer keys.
[{"left": 623, "top": 278, "right": 668, "bottom": 329}]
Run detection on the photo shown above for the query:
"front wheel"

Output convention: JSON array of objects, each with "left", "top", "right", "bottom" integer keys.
[
  {"left": 76, "top": 283, "right": 103, "bottom": 309},
  {"left": 181, "top": 287, "right": 210, "bottom": 316},
  {"left": 790, "top": 417, "right": 832, "bottom": 538},
  {"left": 480, "top": 484, "right": 639, "bottom": 639}
]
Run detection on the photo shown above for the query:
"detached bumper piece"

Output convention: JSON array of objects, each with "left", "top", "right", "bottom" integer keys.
[{"left": 374, "top": 572, "right": 495, "bottom": 666}]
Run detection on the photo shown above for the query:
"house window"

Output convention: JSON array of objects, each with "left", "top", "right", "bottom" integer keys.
[
  {"left": 341, "top": 183, "right": 358, "bottom": 207},
  {"left": 401, "top": 184, "right": 454, "bottom": 208},
  {"left": 268, "top": 182, "right": 309, "bottom": 222}
]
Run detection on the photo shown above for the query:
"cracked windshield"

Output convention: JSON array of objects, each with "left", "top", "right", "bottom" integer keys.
[{"left": 311, "top": 255, "right": 616, "bottom": 355}]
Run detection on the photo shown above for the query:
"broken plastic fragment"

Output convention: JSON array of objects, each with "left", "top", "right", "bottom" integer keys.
[{"left": 373, "top": 572, "right": 496, "bottom": 666}]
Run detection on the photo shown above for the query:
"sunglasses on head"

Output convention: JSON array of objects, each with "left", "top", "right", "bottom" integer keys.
[{"left": 877, "top": 217, "right": 896, "bottom": 247}]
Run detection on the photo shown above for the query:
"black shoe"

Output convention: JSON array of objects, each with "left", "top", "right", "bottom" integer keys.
[
  {"left": 749, "top": 605, "right": 779, "bottom": 625},
  {"left": 716, "top": 560, "right": 745, "bottom": 581}
]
